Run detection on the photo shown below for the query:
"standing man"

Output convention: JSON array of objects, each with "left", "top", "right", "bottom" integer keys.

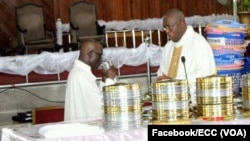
[
  {"left": 64, "top": 39, "right": 117, "bottom": 121},
  {"left": 157, "top": 8, "right": 217, "bottom": 106}
]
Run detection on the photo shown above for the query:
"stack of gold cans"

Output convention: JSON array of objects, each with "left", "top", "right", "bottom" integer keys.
[
  {"left": 196, "top": 76, "right": 235, "bottom": 121},
  {"left": 150, "top": 79, "right": 191, "bottom": 124},
  {"left": 241, "top": 74, "right": 250, "bottom": 117},
  {"left": 102, "top": 83, "right": 142, "bottom": 130}
]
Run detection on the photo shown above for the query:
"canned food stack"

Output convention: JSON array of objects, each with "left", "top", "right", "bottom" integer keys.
[
  {"left": 102, "top": 83, "right": 142, "bottom": 130},
  {"left": 196, "top": 76, "right": 235, "bottom": 121},
  {"left": 150, "top": 79, "right": 191, "bottom": 124},
  {"left": 241, "top": 74, "right": 250, "bottom": 117},
  {"left": 205, "top": 20, "right": 248, "bottom": 95}
]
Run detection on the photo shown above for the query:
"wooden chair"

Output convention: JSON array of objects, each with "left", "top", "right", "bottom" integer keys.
[
  {"left": 32, "top": 105, "right": 64, "bottom": 124},
  {"left": 69, "top": 1, "right": 105, "bottom": 48},
  {"left": 15, "top": 3, "right": 55, "bottom": 54}
]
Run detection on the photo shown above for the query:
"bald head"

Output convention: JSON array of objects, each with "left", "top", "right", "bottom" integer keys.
[
  {"left": 78, "top": 39, "right": 103, "bottom": 68},
  {"left": 163, "top": 8, "right": 185, "bottom": 23}
]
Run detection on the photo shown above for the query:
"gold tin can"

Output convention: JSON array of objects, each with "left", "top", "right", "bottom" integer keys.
[
  {"left": 104, "top": 97, "right": 142, "bottom": 106},
  {"left": 197, "top": 103, "right": 235, "bottom": 121},
  {"left": 104, "top": 105, "right": 141, "bottom": 113},
  {"left": 103, "top": 83, "right": 141, "bottom": 99},
  {"left": 151, "top": 79, "right": 190, "bottom": 124},
  {"left": 104, "top": 112, "right": 142, "bottom": 122},
  {"left": 152, "top": 93, "right": 189, "bottom": 102},
  {"left": 151, "top": 79, "right": 188, "bottom": 95},
  {"left": 103, "top": 83, "right": 142, "bottom": 130},
  {"left": 196, "top": 75, "right": 233, "bottom": 84},
  {"left": 104, "top": 119, "right": 142, "bottom": 130},
  {"left": 242, "top": 88, "right": 250, "bottom": 99},
  {"left": 152, "top": 108, "right": 189, "bottom": 117},
  {"left": 242, "top": 101, "right": 250, "bottom": 111},
  {"left": 241, "top": 74, "right": 250, "bottom": 86},
  {"left": 197, "top": 96, "right": 234, "bottom": 105},
  {"left": 152, "top": 79, "right": 188, "bottom": 88},
  {"left": 196, "top": 75, "right": 233, "bottom": 97},
  {"left": 242, "top": 107, "right": 250, "bottom": 117},
  {"left": 196, "top": 88, "right": 233, "bottom": 97},
  {"left": 241, "top": 74, "right": 250, "bottom": 100},
  {"left": 152, "top": 101, "right": 189, "bottom": 110}
]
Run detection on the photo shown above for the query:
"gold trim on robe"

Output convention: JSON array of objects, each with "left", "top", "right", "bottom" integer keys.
[{"left": 167, "top": 46, "right": 182, "bottom": 78}]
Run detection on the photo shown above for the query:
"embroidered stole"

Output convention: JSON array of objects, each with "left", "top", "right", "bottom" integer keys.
[{"left": 167, "top": 46, "right": 182, "bottom": 78}]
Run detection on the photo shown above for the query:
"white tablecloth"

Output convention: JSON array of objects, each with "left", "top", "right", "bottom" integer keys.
[{"left": 2, "top": 118, "right": 250, "bottom": 141}]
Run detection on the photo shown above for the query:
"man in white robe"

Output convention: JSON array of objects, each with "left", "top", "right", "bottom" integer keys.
[
  {"left": 64, "top": 39, "right": 117, "bottom": 121},
  {"left": 157, "top": 9, "right": 217, "bottom": 106}
]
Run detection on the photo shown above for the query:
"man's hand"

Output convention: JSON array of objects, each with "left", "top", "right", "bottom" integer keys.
[
  {"left": 157, "top": 73, "right": 171, "bottom": 81},
  {"left": 106, "top": 68, "right": 117, "bottom": 79},
  {"left": 102, "top": 66, "right": 117, "bottom": 81}
]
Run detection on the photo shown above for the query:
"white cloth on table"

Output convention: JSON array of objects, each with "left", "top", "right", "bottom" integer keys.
[
  {"left": 38, "top": 123, "right": 104, "bottom": 138},
  {"left": 157, "top": 26, "right": 217, "bottom": 106},
  {"left": 1, "top": 123, "right": 148, "bottom": 141}
]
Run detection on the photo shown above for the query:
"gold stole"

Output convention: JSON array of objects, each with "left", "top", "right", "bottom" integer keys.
[{"left": 167, "top": 46, "right": 182, "bottom": 78}]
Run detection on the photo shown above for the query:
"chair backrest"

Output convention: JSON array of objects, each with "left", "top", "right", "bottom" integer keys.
[
  {"left": 69, "top": 1, "right": 98, "bottom": 36},
  {"left": 16, "top": 3, "right": 46, "bottom": 41},
  {"left": 32, "top": 105, "right": 64, "bottom": 124}
]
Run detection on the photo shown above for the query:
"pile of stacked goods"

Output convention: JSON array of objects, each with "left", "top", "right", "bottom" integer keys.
[
  {"left": 150, "top": 79, "right": 191, "bottom": 124},
  {"left": 102, "top": 83, "right": 142, "bottom": 130},
  {"left": 196, "top": 76, "right": 235, "bottom": 121},
  {"left": 205, "top": 20, "right": 248, "bottom": 96}
]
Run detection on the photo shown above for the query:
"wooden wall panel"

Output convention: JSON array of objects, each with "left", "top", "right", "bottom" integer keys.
[{"left": 0, "top": 0, "right": 233, "bottom": 48}]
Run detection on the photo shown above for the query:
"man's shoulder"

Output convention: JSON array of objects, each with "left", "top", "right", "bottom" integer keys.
[{"left": 192, "top": 31, "right": 208, "bottom": 42}]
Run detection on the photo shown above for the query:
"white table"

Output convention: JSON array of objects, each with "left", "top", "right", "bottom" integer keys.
[{"left": 2, "top": 118, "right": 250, "bottom": 141}]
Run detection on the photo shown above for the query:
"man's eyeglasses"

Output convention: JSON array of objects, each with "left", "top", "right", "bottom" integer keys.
[
  {"left": 91, "top": 50, "right": 103, "bottom": 58},
  {"left": 163, "top": 20, "right": 180, "bottom": 31}
]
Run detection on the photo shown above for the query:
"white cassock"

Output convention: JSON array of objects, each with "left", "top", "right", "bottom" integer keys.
[
  {"left": 157, "top": 26, "right": 217, "bottom": 106},
  {"left": 64, "top": 60, "right": 114, "bottom": 121}
]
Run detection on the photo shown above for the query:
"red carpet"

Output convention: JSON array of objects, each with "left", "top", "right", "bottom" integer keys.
[{"left": 0, "top": 64, "right": 159, "bottom": 85}]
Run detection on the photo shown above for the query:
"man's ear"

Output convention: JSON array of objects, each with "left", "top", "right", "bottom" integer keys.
[{"left": 180, "top": 20, "right": 185, "bottom": 25}]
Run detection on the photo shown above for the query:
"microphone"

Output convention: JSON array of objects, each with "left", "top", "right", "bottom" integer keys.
[
  {"left": 101, "top": 61, "right": 119, "bottom": 83},
  {"left": 181, "top": 56, "right": 188, "bottom": 81}
]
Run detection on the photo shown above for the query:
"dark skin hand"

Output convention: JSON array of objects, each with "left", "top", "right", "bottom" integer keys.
[
  {"left": 157, "top": 73, "right": 171, "bottom": 81},
  {"left": 102, "top": 66, "right": 117, "bottom": 82}
]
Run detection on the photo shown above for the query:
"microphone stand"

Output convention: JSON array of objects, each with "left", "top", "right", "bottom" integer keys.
[
  {"left": 145, "top": 36, "right": 151, "bottom": 93},
  {"left": 181, "top": 56, "right": 192, "bottom": 114}
]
